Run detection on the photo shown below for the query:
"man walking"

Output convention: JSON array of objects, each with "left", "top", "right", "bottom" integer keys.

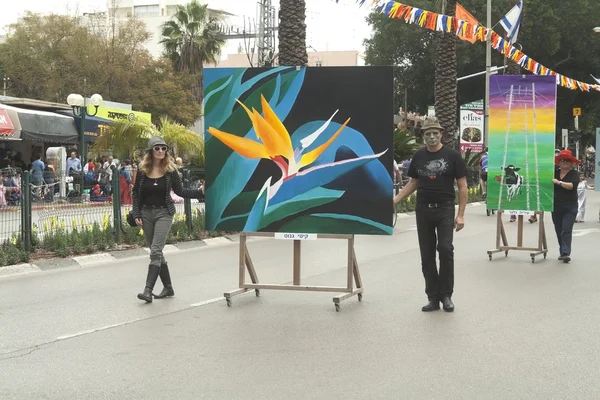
[{"left": 393, "top": 118, "right": 468, "bottom": 312}]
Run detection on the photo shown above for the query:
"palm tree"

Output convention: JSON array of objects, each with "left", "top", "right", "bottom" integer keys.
[
  {"left": 278, "top": 0, "right": 308, "bottom": 66},
  {"left": 435, "top": 0, "right": 458, "bottom": 146},
  {"left": 92, "top": 117, "right": 204, "bottom": 163},
  {"left": 160, "top": 0, "right": 225, "bottom": 110}
]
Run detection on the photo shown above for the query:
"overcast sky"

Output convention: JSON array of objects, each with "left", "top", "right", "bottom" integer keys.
[{"left": 1, "top": 0, "right": 374, "bottom": 54}]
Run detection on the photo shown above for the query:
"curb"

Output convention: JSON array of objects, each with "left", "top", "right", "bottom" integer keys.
[
  {"left": 0, "top": 234, "right": 243, "bottom": 280},
  {"left": 1, "top": 202, "right": 486, "bottom": 279}
]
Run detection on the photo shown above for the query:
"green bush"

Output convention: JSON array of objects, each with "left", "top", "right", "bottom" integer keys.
[{"left": 0, "top": 239, "right": 29, "bottom": 267}]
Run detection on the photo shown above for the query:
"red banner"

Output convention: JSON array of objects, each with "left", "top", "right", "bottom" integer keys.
[{"left": 0, "top": 109, "right": 15, "bottom": 136}]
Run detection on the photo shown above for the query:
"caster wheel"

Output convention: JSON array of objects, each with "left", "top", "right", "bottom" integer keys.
[
  {"left": 531, "top": 257, "right": 535, "bottom": 263},
  {"left": 358, "top": 293, "right": 363, "bottom": 301},
  {"left": 486, "top": 209, "right": 490, "bottom": 216},
  {"left": 335, "top": 303, "right": 340, "bottom": 312},
  {"left": 255, "top": 289, "right": 260, "bottom": 297},
  {"left": 488, "top": 255, "right": 492, "bottom": 261},
  {"left": 226, "top": 298, "right": 232, "bottom": 307},
  {"left": 505, "top": 251, "right": 509, "bottom": 257},
  {"left": 543, "top": 253, "right": 547, "bottom": 259}
]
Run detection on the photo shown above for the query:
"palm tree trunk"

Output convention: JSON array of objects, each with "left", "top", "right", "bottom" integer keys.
[
  {"left": 435, "top": 0, "right": 458, "bottom": 146},
  {"left": 278, "top": 0, "right": 308, "bottom": 66}
]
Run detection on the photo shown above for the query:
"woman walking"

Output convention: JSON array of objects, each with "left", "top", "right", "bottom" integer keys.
[
  {"left": 551, "top": 150, "right": 580, "bottom": 263},
  {"left": 132, "top": 136, "right": 202, "bottom": 302}
]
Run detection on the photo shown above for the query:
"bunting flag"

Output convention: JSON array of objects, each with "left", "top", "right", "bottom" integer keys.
[{"left": 334, "top": 0, "right": 600, "bottom": 93}]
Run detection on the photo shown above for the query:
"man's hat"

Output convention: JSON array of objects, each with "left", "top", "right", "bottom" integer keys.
[{"left": 420, "top": 117, "right": 444, "bottom": 133}]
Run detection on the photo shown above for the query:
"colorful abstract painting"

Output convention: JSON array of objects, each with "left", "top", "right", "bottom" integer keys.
[
  {"left": 487, "top": 75, "right": 557, "bottom": 213},
  {"left": 204, "top": 66, "right": 394, "bottom": 234}
]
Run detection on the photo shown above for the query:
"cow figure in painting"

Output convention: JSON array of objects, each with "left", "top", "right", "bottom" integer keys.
[{"left": 500, "top": 165, "right": 523, "bottom": 201}]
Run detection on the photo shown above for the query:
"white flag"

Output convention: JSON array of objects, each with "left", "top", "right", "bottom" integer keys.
[{"left": 499, "top": 0, "right": 523, "bottom": 45}]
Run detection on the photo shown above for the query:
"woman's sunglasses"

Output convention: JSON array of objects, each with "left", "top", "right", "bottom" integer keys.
[
  {"left": 559, "top": 159, "right": 572, "bottom": 163},
  {"left": 153, "top": 146, "right": 168, "bottom": 152}
]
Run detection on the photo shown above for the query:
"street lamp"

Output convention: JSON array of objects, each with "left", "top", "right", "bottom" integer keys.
[{"left": 67, "top": 92, "right": 103, "bottom": 159}]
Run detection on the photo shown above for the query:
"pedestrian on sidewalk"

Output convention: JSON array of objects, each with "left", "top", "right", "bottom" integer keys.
[
  {"left": 576, "top": 172, "right": 591, "bottom": 222},
  {"left": 551, "top": 150, "right": 580, "bottom": 263},
  {"left": 393, "top": 117, "right": 468, "bottom": 312},
  {"left": 132, "top": 136, "right": 203, "bottom": 303}
]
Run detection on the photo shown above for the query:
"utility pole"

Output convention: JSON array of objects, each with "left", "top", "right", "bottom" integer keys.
[
  {"left": 484, "top": 0, "right": 492, "bottom": 147},
  {"left": 3, "top": 77, "right": 9, "bottom": 96}
]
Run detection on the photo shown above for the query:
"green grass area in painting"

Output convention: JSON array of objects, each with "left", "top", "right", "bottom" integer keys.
[{"left": 486, "top": 131, "right": 555, "bottom": 211}]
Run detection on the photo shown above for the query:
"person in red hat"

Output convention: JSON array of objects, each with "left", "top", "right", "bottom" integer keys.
[{"left": 552, "top": 149, "right": 580, "bottom": 263}]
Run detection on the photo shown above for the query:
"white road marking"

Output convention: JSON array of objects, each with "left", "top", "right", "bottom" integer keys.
[
  {"left": 55, "top": 294, "right": 236, "bottom": 341},
  {"left": 572, "top": 228, "right": 600, "bottom": 237}
]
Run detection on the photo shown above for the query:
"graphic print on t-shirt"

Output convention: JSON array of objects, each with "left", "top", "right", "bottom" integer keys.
[{"left": 417, "top": 158, "right": 449, "bottom": 180}]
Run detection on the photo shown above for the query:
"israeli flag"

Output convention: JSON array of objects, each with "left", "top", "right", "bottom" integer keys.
[{"left": 499, "top": 0, "right": 523, "bottom": 45}]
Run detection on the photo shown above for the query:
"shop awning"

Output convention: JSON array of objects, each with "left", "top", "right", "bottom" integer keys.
[
  {"left": 55, "top": 110, "right": 113, "bottom": 143},
  {"left": 0, "top": 109, "right": 15, "bottom": 136},
  {"left": 0, "top": 104, "right": 79, "bottom": 143},
  {"left": 0, "top": 105, "right": 22, "bottom": 140}
]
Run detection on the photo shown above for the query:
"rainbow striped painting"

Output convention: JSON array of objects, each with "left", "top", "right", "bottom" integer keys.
[{"left": 486, "top": 75, "right": 557, "bottom": 213}]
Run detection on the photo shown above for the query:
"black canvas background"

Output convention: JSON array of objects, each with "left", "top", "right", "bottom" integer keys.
[{"left": 239, "top": 66, "right": 394, "bottom": 230}]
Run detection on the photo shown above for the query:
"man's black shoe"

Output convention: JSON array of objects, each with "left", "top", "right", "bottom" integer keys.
[
  {"left": 441, "top": 297, "right": 454, "bottom": 312},
  {"left": 421, "top": 299, "right": 440, "bottom": 312}
]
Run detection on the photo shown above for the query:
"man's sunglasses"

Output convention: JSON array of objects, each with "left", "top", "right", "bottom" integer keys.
[
  {"left": 559, "top": 159, "right": 572, "bottom": 163},
  {"left": 153, "top": 146, "right": 168, "bottom": 152}
]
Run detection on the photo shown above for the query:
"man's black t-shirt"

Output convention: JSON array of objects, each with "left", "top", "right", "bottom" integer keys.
[
  {"left": 554, "top": 169, "right": 579, "bottom": 204},
  {"left": 407, "top": 145, "right": 468, "bottom": 203}
]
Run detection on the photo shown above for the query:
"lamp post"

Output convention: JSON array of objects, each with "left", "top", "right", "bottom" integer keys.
[{"left": 67, "top": 93, "right": 103, "bottom": 160}]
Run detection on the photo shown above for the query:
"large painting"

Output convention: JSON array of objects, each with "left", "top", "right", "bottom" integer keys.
[
  {"left": 204, "top": 66, "right": 394, "bottom": 234},
  {"left": 487, "top": 75, "right": 557, "bottom": 213}
]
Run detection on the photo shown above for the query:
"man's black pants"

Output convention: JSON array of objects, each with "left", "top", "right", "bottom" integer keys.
[{"left": 415, "top": 203, "right": 455, "bottom": 300}]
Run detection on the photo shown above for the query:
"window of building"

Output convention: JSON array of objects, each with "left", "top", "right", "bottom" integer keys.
[{"left": 134, "top": 5, "right": 159, "bottom": 17}]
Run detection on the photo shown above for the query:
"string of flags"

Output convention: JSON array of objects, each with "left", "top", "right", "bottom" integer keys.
[{"left": 334, "top": 0, "right": 600, "bottom": 92}]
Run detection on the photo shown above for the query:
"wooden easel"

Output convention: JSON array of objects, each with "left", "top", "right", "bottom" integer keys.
[
  {"left": 224, "top": 232, "right": 363, "bottom": 312},
  {"left": 487, "top": 210, "right": 548, "bottom": 263}
]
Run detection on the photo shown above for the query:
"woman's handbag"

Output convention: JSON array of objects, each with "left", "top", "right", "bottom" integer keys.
[{"left": 126, "top": 211, "right": 138, "bottom": 227}]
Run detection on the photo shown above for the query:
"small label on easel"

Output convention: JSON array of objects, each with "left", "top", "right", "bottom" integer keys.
[
  {"left": 506, "top": 210, "right": 535, "bottom": 216},
  {"left": 274, "top": 233, "right": 317, "bottom": 240}
]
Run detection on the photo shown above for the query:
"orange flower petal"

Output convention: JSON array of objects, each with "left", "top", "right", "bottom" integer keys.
[
  {"left": 236, "top": 98, "right": 293, "bottom": 160},
  {"left": 298, "top": 118, "right": 351, "bottom": 169},
  {"left": 260, "top": 95, "right": 293, "bottom": 158},
  {"left": 207, "top": 127, "right": 269, "bottom": 159}
]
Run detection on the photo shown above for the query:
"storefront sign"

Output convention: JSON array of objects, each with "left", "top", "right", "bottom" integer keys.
[
  {"left": 95, "top": 106, "right": 151, "bottom": 123},
  {"left": 0, "top": 109, "right": 15, "bottom": 136}
]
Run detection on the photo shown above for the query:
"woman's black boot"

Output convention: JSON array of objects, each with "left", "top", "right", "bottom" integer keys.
[
  {"left": 154, "top": 263, "right": 175, "bottom": 299},
  {"left": 137, "top": 264, "right": 160, "bottom": 302}
]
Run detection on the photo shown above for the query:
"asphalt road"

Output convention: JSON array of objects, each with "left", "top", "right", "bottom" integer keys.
[{"left": 1, "top": 192, "right": 600, "bottom": 399}]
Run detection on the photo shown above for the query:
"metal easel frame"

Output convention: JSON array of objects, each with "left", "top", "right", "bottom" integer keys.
[{"left": 224, "top": 232, "right": 363, "bottom": 312}]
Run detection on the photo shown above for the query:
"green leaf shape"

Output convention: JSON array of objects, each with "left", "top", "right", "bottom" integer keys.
[
  {"left": 204, "top": 75, "right": 233, "bottom": 116},
  {"left": 279, "top": 213, "right": 393, "bottom": 235},
  {"left": 243, "top": 178, "right": 271, "bottom": 231},
  {"left": 258, "top": 187, "right": 345, "bottom": 229},
  {"left": 222, "top": 190, "right": 259, "bottom": 218},
  {"left": 214, "top": 214, "right": 248, "bottom": 231}
]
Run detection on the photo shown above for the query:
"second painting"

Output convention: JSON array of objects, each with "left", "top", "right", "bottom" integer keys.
[
  {"left": 487, "top": 74, "right": 557, "bottom": 213},
  {"left": 204, "top": 66, "right": 394, "bottom": 235}
]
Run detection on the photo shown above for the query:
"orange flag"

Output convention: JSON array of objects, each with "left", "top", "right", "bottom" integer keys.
[{"left": 456, "top": 2, "right": 478, "bottom": 43}]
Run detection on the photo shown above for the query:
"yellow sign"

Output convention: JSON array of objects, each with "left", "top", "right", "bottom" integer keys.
[
  {"left": 94, "top": 106, "right": 152, "bottom": 123},
  {"left": 573, "top": 107, "right": 582, "bottom": 116}
]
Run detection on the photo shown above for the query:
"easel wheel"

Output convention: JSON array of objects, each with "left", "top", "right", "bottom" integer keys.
[
  {"left": 335, "top": 303, "right": 340, "bottom": 312},
  {"left": 358, "top": 293, "right": 363, "bottom": 301},
  {"left": 226, "top": 298, "right": 232, "bottom": 307},
  {"left": 255, "top": 289, "right": 260, "bottom": 297},
  {"left": 531, "top": 257, "right": 535, "bottom": 263}
]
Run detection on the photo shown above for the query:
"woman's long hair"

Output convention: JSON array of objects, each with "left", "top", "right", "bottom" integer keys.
[{"left": 139, "top": 149, "right": 176, "bottom": 175}]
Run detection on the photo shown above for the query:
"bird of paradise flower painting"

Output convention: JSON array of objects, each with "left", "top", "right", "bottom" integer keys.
[{"left": 204, "top": 66, "right": 394, "bottom": 235}]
